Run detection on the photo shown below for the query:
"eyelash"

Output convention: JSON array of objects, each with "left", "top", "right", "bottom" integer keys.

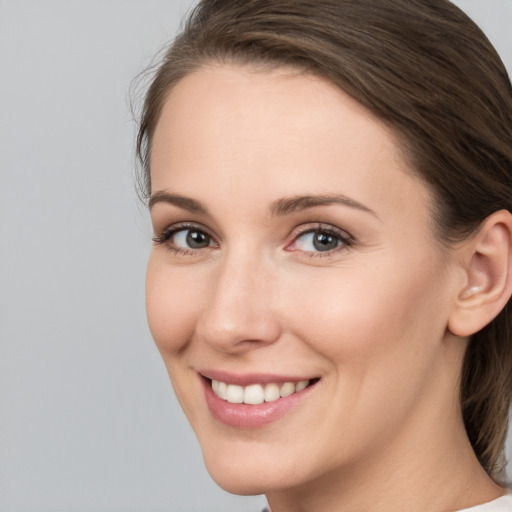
[
  {"left": 287, "top": 224, "right": 354, "bottom": 258},
  {"left": 152, "top": 222, "right": 354, "bottom": 257},
  {"left": 152, "top": 222, "right": 216, "bottom": 255}
]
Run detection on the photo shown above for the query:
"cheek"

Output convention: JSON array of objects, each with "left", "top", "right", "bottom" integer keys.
[
  {"left": 145, "top": 254, "right": 206, "bottom": 353},
  {"left": 280, "top": 251, "right": 448, "bottom": 369},
  {"left": 272, "top": 253, "right": 451, "bottom": 460}
]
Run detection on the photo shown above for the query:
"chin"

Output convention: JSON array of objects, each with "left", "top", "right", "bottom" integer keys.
[
  {"left": 201, "top": 441, "right": 320, "bottom": 496},
  {"left": 209, "top": 472, "right": 269, "bottom": 496},
  {"left": 203, "top": 456, "right": 271, "bottom": 495}
]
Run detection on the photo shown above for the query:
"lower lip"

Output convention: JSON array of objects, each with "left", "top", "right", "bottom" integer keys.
[{"left": 202, "top": 378, "right": 316, "bottom": 429}]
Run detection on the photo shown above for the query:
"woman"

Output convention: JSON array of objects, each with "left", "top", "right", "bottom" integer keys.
[{"left": 136, "top": 1, "right": 512, "bottom": 510}]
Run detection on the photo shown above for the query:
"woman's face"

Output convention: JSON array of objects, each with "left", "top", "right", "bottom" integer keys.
[{"left": 146, "top": 65, "right": 463, "bottom": 494}]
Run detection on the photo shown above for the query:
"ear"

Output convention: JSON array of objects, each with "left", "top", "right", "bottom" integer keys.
[{"left": 448, "top": 210, "right": 512, "bottom": 337}]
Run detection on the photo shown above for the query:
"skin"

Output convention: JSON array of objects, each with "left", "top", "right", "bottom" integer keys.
[{"left": 146, "top": 65, "right": 504, "bottom": 512}]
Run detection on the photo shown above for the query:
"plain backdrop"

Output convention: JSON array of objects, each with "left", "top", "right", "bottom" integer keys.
[{"left": 1, "top": 1, "right": 511, "bottom": 511}]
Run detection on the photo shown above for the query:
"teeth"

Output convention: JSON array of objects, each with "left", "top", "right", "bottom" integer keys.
[
  {"left": 244, "top": 384, "right": 265, "bottom": 405},
  {"left": 211, "top": 379, "right": 311, "bottom": 404},
  {"left": 296, "top": 380, "right": 309, "bottom": 392},
  {"left": 279, "top": 382, "right": 295, "bottom": 397},
  {"left": 217, "top": 381, "right": 227, "bottom": 400},
  {"left": 264, "top": 383, "right": 280, "bottom": 402},
  {"left": 226, "top": 384, "right": 244, "bottom": 403}
]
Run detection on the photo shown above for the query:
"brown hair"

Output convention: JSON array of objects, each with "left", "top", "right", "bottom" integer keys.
[{"left": 135, "top": 0, "right": 512, "bottom": 482}]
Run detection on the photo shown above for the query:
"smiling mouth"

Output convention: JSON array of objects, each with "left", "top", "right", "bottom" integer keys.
[{"left": 209, "top": 378, "right": 318, "bottom": 405}]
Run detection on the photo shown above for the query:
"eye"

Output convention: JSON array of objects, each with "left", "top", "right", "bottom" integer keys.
[
  {"left": 173, "top": 228, "right": 213, "bottom": 249},
  {"left": 287, "top": 225, "right": 353, "bottom": 255},
  {"left": 296, "top": 231, "right": 340, "bottom": 251},
  {"left": 152, "top": 223, "right": 217, "bottom": 252}
]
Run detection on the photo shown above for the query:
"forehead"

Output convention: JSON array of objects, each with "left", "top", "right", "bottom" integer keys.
[
  {"left": 151, "top": 64, "right": 392, "bottom": 172},
  {"left": 150, "top": 64, "right": 432, "bottom": 226}
]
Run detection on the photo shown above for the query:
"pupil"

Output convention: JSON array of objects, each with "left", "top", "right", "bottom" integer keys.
[
  {"left": 186, "top": 230, "right": 210, "bottom": 248},
  {"left": 313, "top": 232, "right": 338, "bottom": 251}
]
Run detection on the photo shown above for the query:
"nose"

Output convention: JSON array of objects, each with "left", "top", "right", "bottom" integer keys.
[{"left": 195, "top": 251, "right": 282, "bottom": 353}]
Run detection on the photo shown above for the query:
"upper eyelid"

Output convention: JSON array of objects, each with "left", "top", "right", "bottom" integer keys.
[
  {"left": 152, "top": 221, "right": 217, "bottom": 246},
  {"left": 285, "top": 223, "right": 355, "bottom": 254},
  {"left": 158, "top": 221, "right": 213, "bottom": 236},
  {"left": 153, "top": 218, "right": 224, "bottom": 240},
  {"left": 288, "top": 223, "right": 353, "bottom": 241}
]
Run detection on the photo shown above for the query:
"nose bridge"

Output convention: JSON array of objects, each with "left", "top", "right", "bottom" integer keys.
[{"left": 197, "top": 247, "right": 280, "bottom": 350}]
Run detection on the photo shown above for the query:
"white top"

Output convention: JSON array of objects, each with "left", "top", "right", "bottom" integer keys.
[{"left": 457, "top": 494, "right": 512, "bottom": 511}]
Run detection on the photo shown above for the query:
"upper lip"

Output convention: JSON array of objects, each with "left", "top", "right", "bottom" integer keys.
[{"left": 199, "top": 369, "right": 318, "bottom": 386}]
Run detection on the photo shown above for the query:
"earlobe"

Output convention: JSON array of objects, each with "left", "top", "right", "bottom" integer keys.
[{"left": 448, "top": 210, "right": 512, "bottom": 337}]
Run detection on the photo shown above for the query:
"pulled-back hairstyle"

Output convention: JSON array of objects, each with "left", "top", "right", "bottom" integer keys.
[{"left": 135, "top": 0, "right": 512, "bottom": 482}]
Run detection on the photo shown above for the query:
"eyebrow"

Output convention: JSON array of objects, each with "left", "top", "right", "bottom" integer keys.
[
  {"left": 149, "top": 191, "right": 378, "bottom": 218},
  {"left": 270, "top": 194, "right": 378, "bottom": 218},
  {"left": 148, "top": 191, "right": 210, "bottom": 214}
]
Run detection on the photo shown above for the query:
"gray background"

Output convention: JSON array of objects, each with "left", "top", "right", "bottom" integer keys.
[{"left": 1, "top": 1, "right": 511, "bottom": 511}]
